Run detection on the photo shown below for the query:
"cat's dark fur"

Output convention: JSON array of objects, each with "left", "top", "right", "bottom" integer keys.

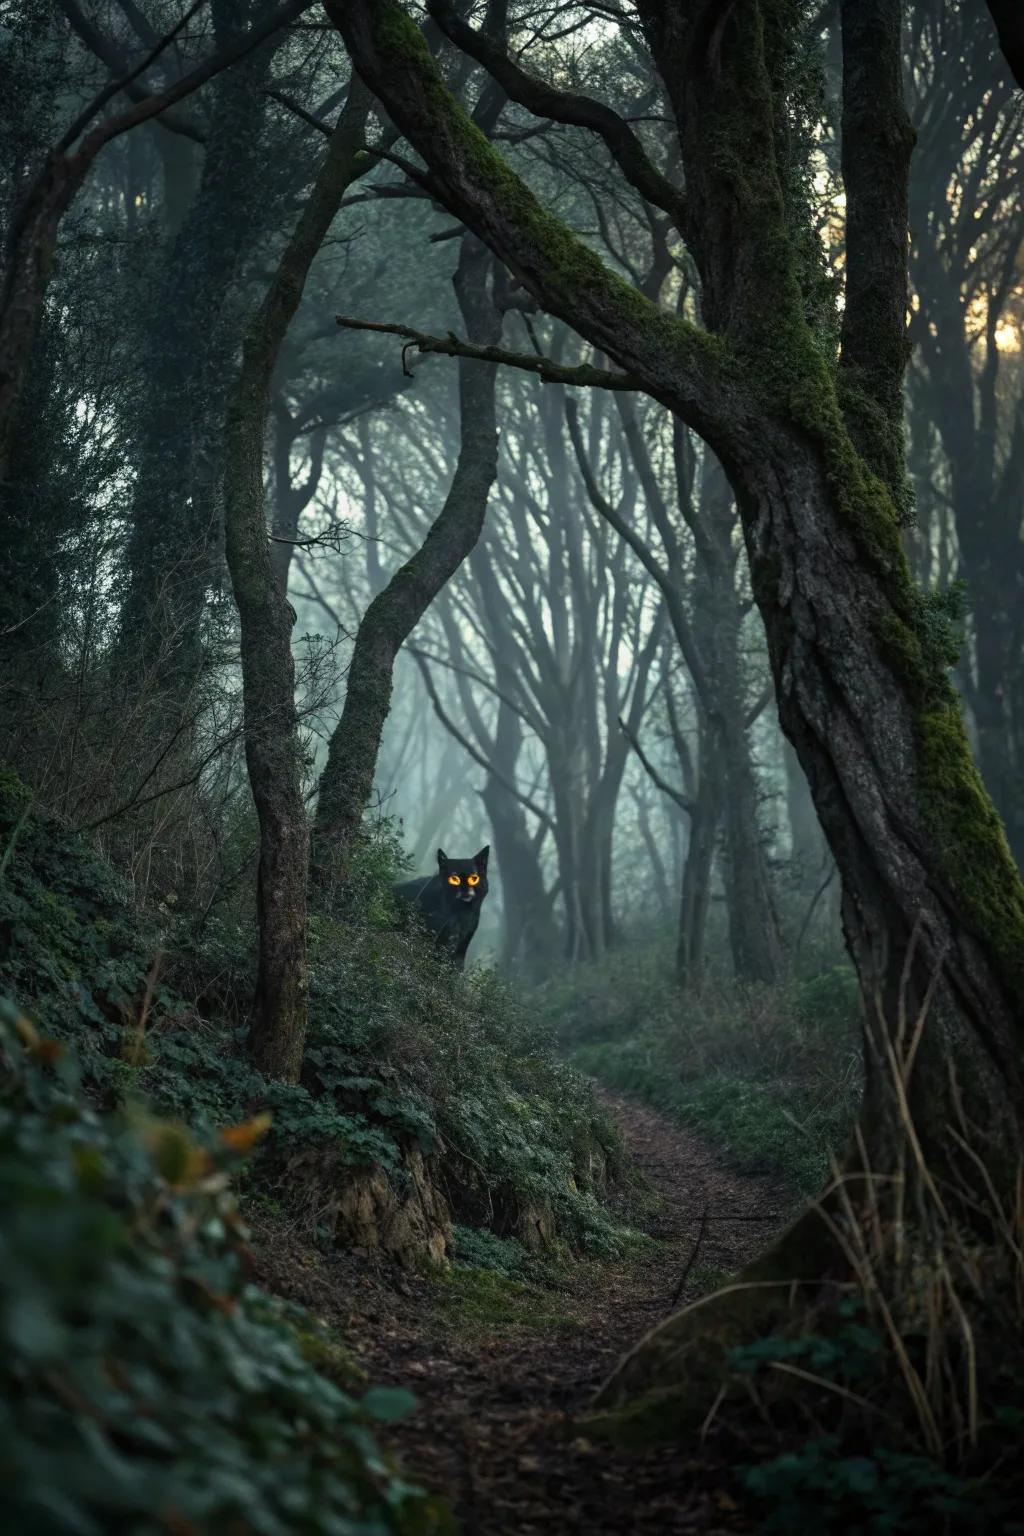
[{"left": 392, "top": 846, "right": 490, "bottom": 971}]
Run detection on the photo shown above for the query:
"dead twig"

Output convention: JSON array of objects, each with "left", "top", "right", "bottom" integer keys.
[
  {"left": 335, "top": 315, "right": 640, "bottom": 390},
  {"left": 670, "top": 1202, "right": 709, "bottom": 1309}
]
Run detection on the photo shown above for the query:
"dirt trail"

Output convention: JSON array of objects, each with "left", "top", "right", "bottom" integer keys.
[{"left": 258, "top": 1091, "right": 798, "bottom": 1535}]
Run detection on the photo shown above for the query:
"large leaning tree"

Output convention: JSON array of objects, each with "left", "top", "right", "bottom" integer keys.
[{"left": 326, "top": 0, "right": 1024, "bottom": 1401}]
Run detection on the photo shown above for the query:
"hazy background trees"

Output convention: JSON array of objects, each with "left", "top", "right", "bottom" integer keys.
[{"left": 1, "top": 0, "right": 1020, "bottom": 1023}]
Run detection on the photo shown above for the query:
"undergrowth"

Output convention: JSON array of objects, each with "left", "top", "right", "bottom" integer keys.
[
  {"left": 0, "top": 770, "right": 634, "bottom": 1264},
  {"left": 725, "top": 1120, "right": 1024, "bottom": 1536},
  {"left": 539, "top": 939, "right": 861, "bottom": 1193},
  {"left": 0, "top": 998, "right": 445, "bottom": 1535},
  {"left": 433, "top": 1264, "right": 583, "bottom": 1343}
]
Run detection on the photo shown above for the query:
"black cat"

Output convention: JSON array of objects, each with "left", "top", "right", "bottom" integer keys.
[{"left": 393, "top": 846, "right": 490, "bottom": 971}]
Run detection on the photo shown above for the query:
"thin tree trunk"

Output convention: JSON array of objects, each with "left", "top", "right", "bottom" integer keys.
[
  {"left": 482, "top": 698, "right": 558, "bottom": 973},
  {"left": 697, "top": 460, "right": 785, "bottom": 985},
  {"left": 311, "top": 235, "right": 503, "bottom": 890},
  {"left": 676, "top": 769, "right": 719, "bottom": 987},
  {"left": 223, "top": 85, "right": 370, "bottom": 1080},
  {"left": 783, "top": 738, "right": 823, "bottom": 879}
]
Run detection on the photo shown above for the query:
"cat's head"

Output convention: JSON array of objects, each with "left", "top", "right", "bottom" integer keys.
[{"left": 437, "top": 846, "right": 489, "bottom": 907}]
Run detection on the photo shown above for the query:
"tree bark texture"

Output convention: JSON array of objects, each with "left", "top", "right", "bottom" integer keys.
[
  {"left": 908, "top": 61, "right": 1024, "bottom": 867},
  {"left": 118, "top": 47, "right": 276, "bottom": 689}
]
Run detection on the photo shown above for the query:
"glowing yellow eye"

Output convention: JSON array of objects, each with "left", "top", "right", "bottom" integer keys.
[
  {"left": 447, "top": 874, "right": 461, "bottom": 886},
  {"left": 467, "top": 873, "right": 480, "bottom": 886}
]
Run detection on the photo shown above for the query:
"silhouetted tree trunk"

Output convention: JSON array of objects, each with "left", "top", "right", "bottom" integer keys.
[
  {"left": 676, "top": 725, "right": 720, "bottom": 988},
  {"left": 119, "top": 46, "right": 276, "bottom": 689},
  {"left": 695, "top": 459, "right": 784, "bottom": 985},
  {"left": 987, "top": 0, "right": 1024, "bottom": 87},
  {"left": 224, "top": 84, "right": 370, "bottom": 1080},
  {"left": 311, "top": 235, "right": 503, "bottom": 890},
  {"left": 269, "top": 411, "right": 326, "bottom": 594},
  {"left": 0, "top": 0, "right": 309, "bottom": 479},
  {"left": 481, "top": 702, "right": 558, "bottom": 973}
]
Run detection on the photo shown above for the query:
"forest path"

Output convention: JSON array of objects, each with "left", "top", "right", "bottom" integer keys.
[{"left": 259, "top": 1091, "right": 797, "bottom": 1534}]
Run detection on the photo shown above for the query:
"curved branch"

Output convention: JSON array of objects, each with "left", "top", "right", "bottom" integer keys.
[
  {"left": 413, "top": 653, "right": 555, "bottom": 832},
  {"left": 325, "top": 0, "right": 732, "bottom": 438},
  {"left": 426, "top": 0, "right": 688, "bottom": 232},
  {"left": 57, "top": 0, "right": 205, "bottom": 142},
  {"left": 618, "top": 715, "right": 693, "bottom": 815}
]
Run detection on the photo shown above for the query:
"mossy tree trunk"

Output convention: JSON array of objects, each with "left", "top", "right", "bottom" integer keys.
[
  {"left": 329, "top": 0, "right": 1024, "bottom": 1183},
  {"left": 224, "top": 83, "right": 372, "bottom": 1081},
  {"left": 118, "top": 46, "right": 275, "bottom": 694},
  {"left": 311, "top": 234, "right": 503, "bottom": 892},
  {"left": 908, "top": 54, "right": 1024, "bottom": 870}
]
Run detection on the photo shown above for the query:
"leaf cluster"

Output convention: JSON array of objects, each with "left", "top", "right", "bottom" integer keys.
[{"left": 0, "top": 999, "right": 444, "bottom": 1536}]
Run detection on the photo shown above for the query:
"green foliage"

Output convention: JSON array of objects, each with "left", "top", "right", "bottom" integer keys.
[
  {"left": 301, "top": 924, "right": 631, "bottom": 1254},
  {"left": 731, "top": 1299, "right": 1024, "bottom": 1534},
  {"left": 328, "top": 816, "right": 411, "bottom": 930},
  {"left": 792, "top": 965, "right": 860, "bottom": 1032},
  {"left": 731, "top": 1301, "right": 882, "bottom": 1387},
  {"left": 0, "top": 768, "right": 160, "bottom": 1078},
  {"left": 543, "top": 944, "right": 860, "bottom": 1193},
  {"left": 450, "top": 1223, "right": 532, "bottom": 1278},
  {"left": 0, "top": 771, "right": 630, "bottom": 1260},
  {"left": 742, "top": 1439, "right": 991, "bottom": 1536},
  {"left": 0, "top": 999, "right": 444, "bottom": 1536}
]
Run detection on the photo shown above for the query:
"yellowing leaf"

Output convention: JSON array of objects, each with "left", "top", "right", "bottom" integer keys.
[
  {"left": 14, "top": 1014, "right": 40, "bottom": 1049},
  {"left": 219, "top": 1112, "right": 273, "bottom": 1154},
  {"left": 13, "top": 1013, "right": 65, "bottom": 1064},
  {"left": 145, "top": 1123, "right": 211, "bottom": 1186}
]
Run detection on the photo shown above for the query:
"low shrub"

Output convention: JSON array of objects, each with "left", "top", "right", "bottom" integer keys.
[
  {"left": 724, "top": 1006, "right": 1024, "bottom": 1536},
  {"left": 0, "top": 998, "right": 445, "bottom": 1536}
]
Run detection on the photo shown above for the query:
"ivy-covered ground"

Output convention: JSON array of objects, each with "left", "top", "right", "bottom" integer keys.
[
  {"left": 4, "top": 772, "right": 1022, "bottom": 1536},
  {"left": 0, "top": 770, "right": 633, "bottom": 1534}
]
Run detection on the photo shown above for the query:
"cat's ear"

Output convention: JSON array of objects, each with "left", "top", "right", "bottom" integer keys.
[
  {"left": 437, "top": 848, "right": 448, "bottom": 867},
  {"left": 474, "top": 845, "right": 490, "bottom": 869}
]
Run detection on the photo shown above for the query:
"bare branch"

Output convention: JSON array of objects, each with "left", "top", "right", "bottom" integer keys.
[
  {"left": 335, "top": 314, "right": 640, "bottom": 389},
  {"left": 57, "top": 0, "right": 205, "bottom": 142},
  {"left": 414, "top": 652, "right": 555, "bottom": 831},
  {"left": 426, "top": 0, "right": 688, "bottom": 232},
  {"left": 618, "top": 714, "right": 694, "bottom": 814}
]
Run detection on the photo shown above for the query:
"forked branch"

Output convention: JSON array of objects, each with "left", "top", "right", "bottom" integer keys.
[
  {"left": 426, "top": 0, "right": 689, "bottom": 232},
  {"left": 335, "top": 315, "right": 640, "bottom": 390}
]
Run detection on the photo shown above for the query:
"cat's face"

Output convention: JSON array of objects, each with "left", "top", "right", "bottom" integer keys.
[{"left": 437, "top": 846, "right": 490, "bottom": 908}]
